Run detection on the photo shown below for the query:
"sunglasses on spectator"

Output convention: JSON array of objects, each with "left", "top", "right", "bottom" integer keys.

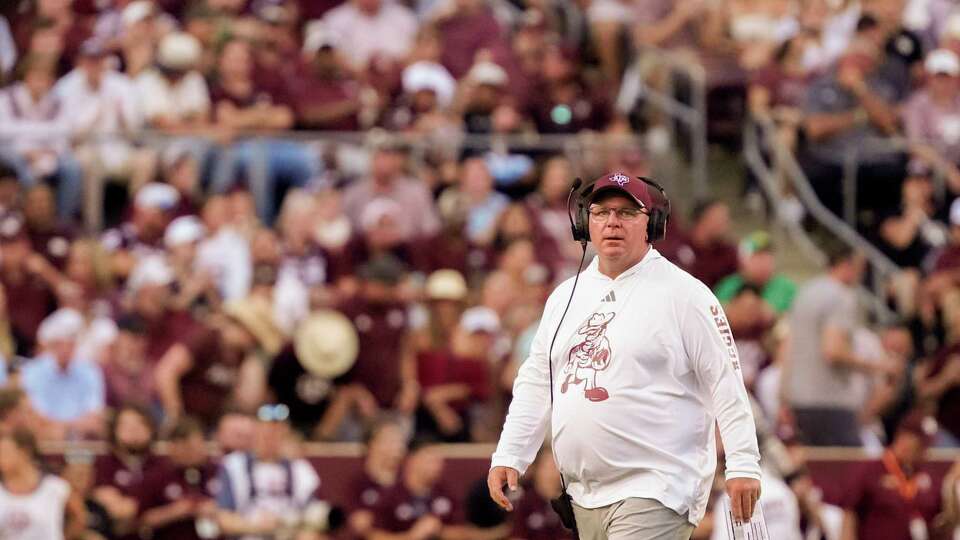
[{"left": 257, "top": 404, "right": 290, "bottom": 423}]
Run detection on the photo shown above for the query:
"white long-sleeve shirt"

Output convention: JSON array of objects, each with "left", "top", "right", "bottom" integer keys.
[{"left": 491, "top": 249, "right": 761, "bottom": 525}]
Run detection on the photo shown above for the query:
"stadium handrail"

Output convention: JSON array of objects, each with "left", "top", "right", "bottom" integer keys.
[
  {"left": 744, "top": 114, "right": 900, "bottom": 322},
  {"left": 615, "top": 46, "right": 709, "bottom": 199}
]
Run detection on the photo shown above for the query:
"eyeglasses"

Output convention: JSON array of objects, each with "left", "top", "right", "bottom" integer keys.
[
  {"left": 257, "top": 403, "right": 290, "bottom": 423},
  {"left": 588, "top": 206, "right": 646, "bottom": 223}
]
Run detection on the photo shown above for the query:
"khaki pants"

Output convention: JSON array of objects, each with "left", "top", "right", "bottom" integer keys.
[{"left": 573, "top": 497, "right": 694, "bottom": 540}]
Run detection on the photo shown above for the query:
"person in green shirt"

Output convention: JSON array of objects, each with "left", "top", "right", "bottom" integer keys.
[{"left": 715, "top": 231, "right": 797, "bottom": 314}]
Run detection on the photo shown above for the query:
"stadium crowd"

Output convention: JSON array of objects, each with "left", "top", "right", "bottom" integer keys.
[{"left": 2, "top": 0, "right": 960, "bottom": 538}]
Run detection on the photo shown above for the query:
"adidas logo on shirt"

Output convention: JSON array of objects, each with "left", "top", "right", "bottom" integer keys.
[{"left": 601, "top": 291, "right": 617, "bottom": 302}]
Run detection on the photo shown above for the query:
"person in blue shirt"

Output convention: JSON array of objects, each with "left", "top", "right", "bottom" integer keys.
[{"left": 20, "top": 308, "right": 105, "bottom": 439}]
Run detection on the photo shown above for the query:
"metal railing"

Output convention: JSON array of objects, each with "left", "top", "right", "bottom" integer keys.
[
  {"left": 743, "top": 115, "right": 900, "bottom": 322},
  {"left": 615, "top": 47, "right": 709, "bottom": 199}
]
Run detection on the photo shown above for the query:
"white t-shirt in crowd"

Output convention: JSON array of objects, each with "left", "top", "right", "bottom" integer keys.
[
  {"left": 0, "top": 475, "right": 71, "bottom": 540},
  {"left": 492, "top": 249, "right": 761, "bottom": 525},
  {"left": 321, "top": 1, "right": 419, "bottom": 70},
  {"left": 134, "top": 69, "right": 210, "bottom": 123}
]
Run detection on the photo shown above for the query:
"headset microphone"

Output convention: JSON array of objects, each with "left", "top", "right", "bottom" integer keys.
[{"left": 566, "top": 178, "right": 587, "bottom": 247}]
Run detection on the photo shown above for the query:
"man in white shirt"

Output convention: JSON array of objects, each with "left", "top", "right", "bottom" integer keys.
[
  {"left": 488, "top": 173, "right": 762, "bottom": 539},
  {"left": 56, "top": 39, "right": 153, "bottom": 232},
  {"left": 321, "top": 0, "right": 419, "bottom": 72}
]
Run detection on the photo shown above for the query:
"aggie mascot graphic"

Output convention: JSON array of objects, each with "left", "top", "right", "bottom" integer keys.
[{"left": 561, "top": 312, "right": 615, "bottom": 401}]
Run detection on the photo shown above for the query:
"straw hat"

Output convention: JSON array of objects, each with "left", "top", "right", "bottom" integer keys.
[
  {"left": 294, "top": 310, "right": 359, "bottom": 378},
  {"left": 223, "top": 296, "right": 285, "bottom": 357}
]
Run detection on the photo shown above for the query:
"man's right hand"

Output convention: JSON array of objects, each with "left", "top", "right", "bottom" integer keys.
[{"left": 487, "top": 466, "right": 519, "bottom": 511}]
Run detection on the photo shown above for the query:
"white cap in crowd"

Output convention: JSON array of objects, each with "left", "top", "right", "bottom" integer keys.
[
  {"left": 950, "top": 199, "right": 960, "bottom": 227},
  {"left": 425, "top": 269, "right": 468, "bottom": 302},
  {"left": 127, "top": 255, "right": 175, "bottom": 292},
  {"left": 925, "top": 49, "right": 960, "bottom": 76},
  {"left": 460, "top": 306, "right": 501, "bottom": 334},
  {"left": 135, "top": 182, "right": 180, "bottom": 211},
  {"left": 164, "top": 215, "right": 206, "bottom": 248},
  {"left": 122, "top": 0, "right": 154, "bottom": 26},
  {"left": 38, "top": 308, "right": 85, "bottom": 344},
  {"left": 157, "top": 32, "right": 202, "bottom": 71},
  {"left": 467, "top": 61, "right": 508, "bottom": 87},
  {"left": 402, "top": 61, "right": 457, "bottom": 108}
]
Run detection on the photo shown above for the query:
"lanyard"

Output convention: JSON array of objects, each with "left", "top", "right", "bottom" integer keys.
[{"left": 882, "top": 450, "right": 919, "bottom": 501}]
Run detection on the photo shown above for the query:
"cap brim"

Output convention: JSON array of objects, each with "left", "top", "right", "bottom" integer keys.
[{"left": 589, "top": 186, "right": 645, "bottom": 208}]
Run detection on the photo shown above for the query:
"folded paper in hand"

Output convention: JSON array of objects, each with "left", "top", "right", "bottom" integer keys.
[{"left": 721, "top": 498, "right": 769, "bottom": 540}]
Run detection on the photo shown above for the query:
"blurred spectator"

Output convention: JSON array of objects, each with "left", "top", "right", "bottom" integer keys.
[
  {"left": 215, "top": 412, "right": 256, "bottom": 455},
  {"left": 935, "top": 459, "right": 960, "bottom": 539},
  {"left": 208, "top": 38, "right": 318, "bottom": 224},
  {"left": 102, "top": 182, "right": 181, "bottom": 278},
  {"left": 62, "top": 448, "right": 114, "bottom": 539},
  {"left": 874, "top": 170, "right": 947, "bottom": 271},
  {"left": 0, "top": 15, "right": 15, "bottom": 82},
  {"left": 390, "top": 59, "right": 459, "bottom": 136},
  {"left": 368, "top": 438, "right": 456, "bottom": 539},
  {"left": 165, "top": 214, "right": 221, "bottom": 314},
  {"left": 23, "top": 184, "right": 74, "bottom": 270},
  {"left": 0, "top": 214, "right": 58, "bottom": 356},
  {"left": 676, "top": 199, "right": 739, "bottom": 289},
  {"left": 138, "top": 416, "right": 219, "bottom": 540},
  {"left": 0, "top": 54, "right": 83, "bottom": 222},
  {"left": 216, "top": 404, "right": 327, "bottom": 539},
  {"left": 56, "top": 38, "right": 152, "bottom": 233},
  {"left": 342, "top": 142, "right": 441, "bottom": 242},
  {"left": 268, "top": 309, "right": 358, "bottom": 439},
  {"left": 20, "top": 308, "right": 106, "bottom": 439},
  {"left": 452, "top": 157, "right": 509, "bottom": 246},
  {"left": 335, "top": 255, "right": 416, "bottom": 433},
  {"left": 456, "top": 60, "right": 511, "bottom": 135},
  {"left": 783, "top": 245, "right": 898, "bottom": 447},
  {"left": 102, "top": 315, "right": 154, "bottom": 408},
  {"left": 294, "top": 29, "right": 362, "bottom": 131},
  {"left": 527, "top": 44, "right": 611, "bottom": 135},
  {"left": 321, "top": 0, "right": 419, "bottom": 74},
  {"left": 154, "top": 296, "right": 281, "bottom": 430},
  {"left": 800, "top": 16, "right": 908, "bottom": 221},
  {"left": 0, "top": 428, "right": 85, "bottom": 539},
  {"left": 135, "top": 31, "right": 211, "bottom": 132},
  {"left": 715, "top": 230, "right": 797, "bottom": 315},
  {"left": 346, "top": 418, "right": 410, "bottom": 538},
  {"left": 432, "top": 0, "right": 507, "bottom": 80},
  {"left": 915, "top": 312, "right": 960, "bottom": 447},
  {"left": 842, "top": 411, "right": 942, "bottom": 540},
  {"left": 195, "top": 194, "right": 253, "bottom": 302},
  {"left": 93, "top": 405, "right": 160, "bottom": 539},
  {"left": 903, "top": 49, "right": 960, "bottom": 194},
  {"left": 417, "top": 305, "right": 496, "bottom": 442},
  {"left": 508, "top": 445, "right": 571, "bottom": 540}
]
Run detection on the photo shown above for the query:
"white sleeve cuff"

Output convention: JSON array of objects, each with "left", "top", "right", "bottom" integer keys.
[
  {"left": 490, "top": 454, "right": 528, "bottom": 475},
  {"left": 724, "top": 469, "right": 762, "bottom": 482}
]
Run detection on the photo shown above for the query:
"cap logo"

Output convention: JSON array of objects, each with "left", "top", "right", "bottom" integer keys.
[{"left": 611, "top": 173, "right": 629, "bottom": 186}]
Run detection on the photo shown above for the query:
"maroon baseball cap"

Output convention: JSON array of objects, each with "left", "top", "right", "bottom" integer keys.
[{"left": 589, "top": 172, "right": 655, "bottom": 209}]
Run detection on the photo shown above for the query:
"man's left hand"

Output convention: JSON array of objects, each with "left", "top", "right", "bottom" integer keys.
[{"left": 726, "top": 477, "right": 761, "bottom": 523}]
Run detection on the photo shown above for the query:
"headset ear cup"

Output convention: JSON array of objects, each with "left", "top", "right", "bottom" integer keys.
[{"left": 577, "top": 202, "right": 590, "bottom": 242}]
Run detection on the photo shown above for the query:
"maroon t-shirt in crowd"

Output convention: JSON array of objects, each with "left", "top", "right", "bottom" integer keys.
[
  {"left": 922, "top": 343, "right": 960, "bottom": 440},
  {"left": 210, "top": 69, "right": 295, "bottom": 112},
  {"left": 510, "top": 487, "right": 572, "bottom": 540},
  {"left": 181, "top": 329, "right": 244, "bottom": 428},
  {"left": 682, "top": 240, "right": 739, "bottom": 289},
  {"left": 27, "top": 224, "right": 74, "bottom": 270},
  {"left": 436, "top": 7, "right": 506, "bottom": 79},
  {"left": 843, "top": 457, "right": 941, "bottom": 540},
  {"left": 136, "top": 461, "right": 220, "bottom": 540},
  {"left": 372, "top": 482, "right": 458, "bottom": 533},
  {"left": 94, "top": 452, "right": 168, "bottom": 495},
  {"left": 338, "top": 298, "right": 408, "bottom": 408},
  {"left": 347, "top": 470, "right": 395, "bottom": 514},
  {"left": 416, "top": 350, "right": 490, "bottom": 413},
  {"left": 749, "top": 65, "right": 813, "bottom": 109},
  {"left": 1, "top": 269, "right": 55, "bottom": 355},
  {"left": 145, "top": 310, "right": 199, "bottom": 363},
  {"left": 933, "top": 245, "right": 960, "bottom": 273},
  {"left": 291, "top": 69, "right": 361, "bottom": 131}
]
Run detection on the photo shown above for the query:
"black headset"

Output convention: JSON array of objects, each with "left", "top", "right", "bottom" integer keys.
[{"left": 567, "top": 175, "right": 671, "bottom": 245}]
